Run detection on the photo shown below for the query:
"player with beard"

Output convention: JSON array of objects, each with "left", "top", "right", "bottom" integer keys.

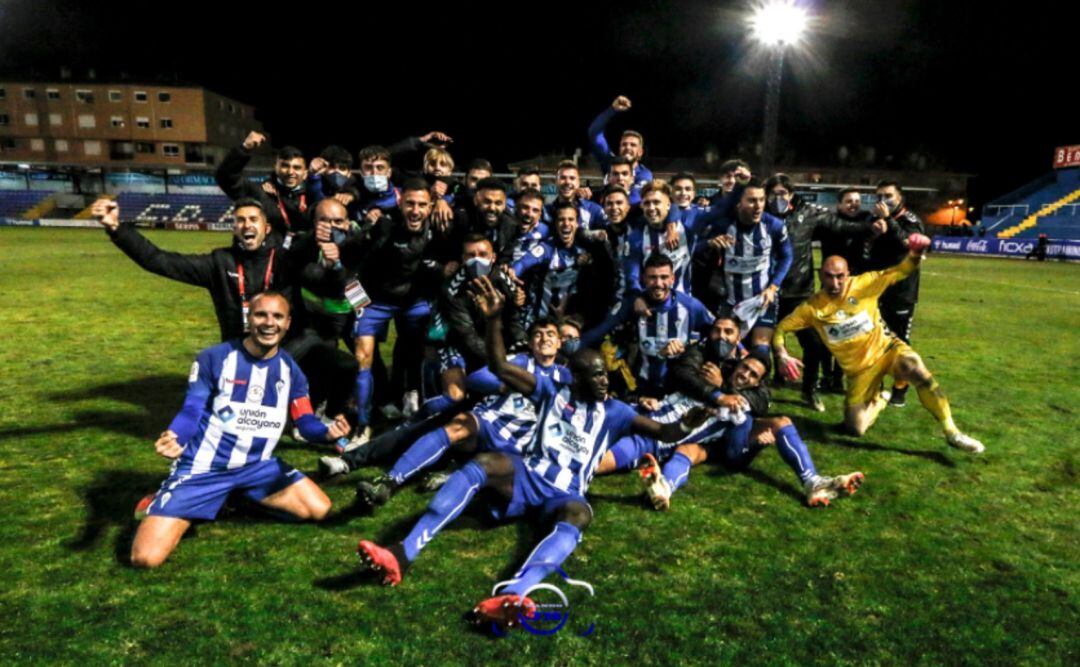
[
  {"left": 510, "top": 203, "right": 595, "bottom": 326},
  {"left": 545, "top": 160, "right": 606, "bottom": 231},
  {"left": 354, "top": 276, "right": 710, "bottom": 631},
  {"left": 587, "top": 95, "right": 653, "bottom": 205}
]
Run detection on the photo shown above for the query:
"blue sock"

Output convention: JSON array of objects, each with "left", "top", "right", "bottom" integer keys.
[
  {"left": 776, "top": 424, "right": 817, "bottom": 484},
  {"left": 502, "top": 522, "right": 582, "bottom": 597},
  {"left": 402, "top": 461, "right": 486, "bottom": 562},
  {"left": 355, "top": 368, "right": 373, "bottom": 427},
  {"left": 465, "top": 368, "right": 503, "bottom": 395},
  {"left": 753, "top": 343, "right": 771, "bottom": 359},
  {"left": 411, "top": 393, "right": 457, "bottom": 422},
  {"left": 389, "top": 428, "right": 452, "bottom": 485},
  {"left": 608, "top": 436, "right": 645, "bottom": 471},
  {"left": 661, "top": 452, "right": 693, "bottom": 492}
]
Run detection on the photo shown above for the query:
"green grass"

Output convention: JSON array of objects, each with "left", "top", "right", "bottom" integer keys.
[{"left": 1, "top": 228, "right": 1077, "bottom": 664}]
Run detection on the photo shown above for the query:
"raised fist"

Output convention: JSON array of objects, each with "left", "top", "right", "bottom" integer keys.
[
  {"left": 612, "top": 96, "right": 632, "bottom": 112},
  {"left": 91, "top": 197, "right": 120, "bottom": 231},
  {"left": 242, "top": 131, "right": 267, "bottom": 151}
]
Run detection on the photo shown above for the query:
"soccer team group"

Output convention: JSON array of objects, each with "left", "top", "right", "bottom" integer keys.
[{"left": 91, "top": 95, "right": 985, "bottom": 629}]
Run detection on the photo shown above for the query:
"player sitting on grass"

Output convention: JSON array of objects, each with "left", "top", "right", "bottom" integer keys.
[
  {"left": 130, "top": 292, "right": 350, "bottom": 568},
  {"left": 597, "top": 353, "right": 864, "bottom": 508},
  {"left": 354, "top": 276, "right": 712, "bottom": 631},
  {"left": 772, "top": 234, "right": 984, "bottom": 453}
]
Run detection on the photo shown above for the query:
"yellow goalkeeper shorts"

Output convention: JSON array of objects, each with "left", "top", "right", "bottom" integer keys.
[{"left": 845, "top": 340, "right": 915, "bottom": 407}]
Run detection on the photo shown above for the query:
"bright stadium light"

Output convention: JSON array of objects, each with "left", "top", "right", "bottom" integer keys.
[
  {"left": 747, "top": 0, "right": 813, "bottom": 174},
  {"left": 749, "top": 0, "right": 809, "bottom": 48}
]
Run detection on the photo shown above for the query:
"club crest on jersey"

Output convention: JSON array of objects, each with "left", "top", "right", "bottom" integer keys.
[{"left": 248, "top": 385, "right": 264, "bottom": 401}]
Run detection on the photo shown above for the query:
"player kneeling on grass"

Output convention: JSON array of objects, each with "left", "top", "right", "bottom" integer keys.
[
  {"left": 772, "top": 234, "right": 984, "bottom": 453},
  {"left": 597, "top": 353, "right": 864, "bottom": 508},
  {"left": 130, "top": 292, "right": 350, "bottom": 568},
  {"left": 355, "top": 276, "right": 712, "bottom": 631}
]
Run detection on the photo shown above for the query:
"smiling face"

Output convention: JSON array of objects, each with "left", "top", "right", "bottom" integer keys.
[
  {"left": 643, "top": 263, "right": 674, "bottom": 303},
  {"left": 246, "top": 293, "right": 291, "bottom": 351},
  {"left": 474, "top": 187, "right": 507, "bottom": 227},
  {"left": 732, "top": 358, "right": 765, "bottom": 391},
  {"left": 641, "top": 190, "right": 671, "bottom": 228},
  {"left": 603, "top": 191, "right": 630, "bottom": 225},
  {"left": 556, "top": 167, "right": 579, "bottom": 200},
  {"left": 572, "top": 349, "right": 609, "bottom": 401},
  {"left": 555, "top": 207, "right": 578, "bottom": 247},
  {"left": 401, "top": 188, "right": 433, "bottom": 232},
  {"left": 529, "top": 323, "right": 562, "bottom": 362},
  {"left": 233, "top": 206, "right": 269, "bottom": 251},
  {"left": 275, "top": 157, "right": 307, "bottom": 188},
  {"left": 619, "top": 133, "right": 643, "bottom": 163},
  {"left": 672, "top": 178, "right": 695, "bottom": 209},
  {"left": 516, "top": 195, "right": 544, "bottom": 230},
  {"left": 838, "top": 191, "right": 862, "bottom": 217}
]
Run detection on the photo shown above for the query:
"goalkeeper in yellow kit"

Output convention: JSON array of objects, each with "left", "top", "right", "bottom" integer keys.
[{"left": 772, "top": 235, "right": 984, "bottom": 453}]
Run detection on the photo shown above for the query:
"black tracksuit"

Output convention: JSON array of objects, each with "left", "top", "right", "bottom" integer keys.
[
  {"left": 863, "top": 207, "right": 925, "bottom": 343},
  {"left": 439, "top": 267, "right": 526, "bottom": 371},
  {"left": 215, "top": 146, "right": 315, "bottom": 236},
  {"left": 667, "top": 346, "right": 771, "bottom": 417}
]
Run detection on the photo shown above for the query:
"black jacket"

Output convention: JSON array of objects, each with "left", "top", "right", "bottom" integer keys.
[
  {"left": 440, "top": 266, "right": 526, "bottom": 369},
  {"left": 215, "top": 146, "right": 314, "bottom": 235},
  {"left": 864, "top": 207, "right": 925, "bottom": 307},
  {"left": 444, "top": 208, "right": 520, "bottom": 266},
  {"left": 819, "top": 210, "right": 874, "bottom": 272},
  {"left": 667, "top": 346, "right": 771, "bottom": 417},
  {"left": 108, "top": 224, "right": 316, "bottom": 341},
  {"left": 780, "top": 199, "right": 873, "bottom": 299},
  {"left": 339, "top": 213, "right": 446, "bottom": 306}
]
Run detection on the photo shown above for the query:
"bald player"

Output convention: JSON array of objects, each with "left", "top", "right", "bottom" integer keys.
[{"left": 772, "top": 238, "right": 984, "bottom": 453}]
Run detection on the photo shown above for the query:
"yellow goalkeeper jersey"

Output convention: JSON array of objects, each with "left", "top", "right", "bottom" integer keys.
[{"left": 774, "top": 256, "right": 918, "bottom": 373}]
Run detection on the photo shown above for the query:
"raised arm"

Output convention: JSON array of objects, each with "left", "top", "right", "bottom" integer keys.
[
  {"left": 215, "top": 131, "right": 265, "bottom": 200},
  {"left": 475, "top": 276, "right": 537, "bottom": 395},
  {"left": 586, "top": 96, "right": 631, "bottom": 169}
]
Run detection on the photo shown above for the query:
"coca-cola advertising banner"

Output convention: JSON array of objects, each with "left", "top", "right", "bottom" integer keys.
[{"left": 931, "top": 237, "right": 1080, "bottom": 260}]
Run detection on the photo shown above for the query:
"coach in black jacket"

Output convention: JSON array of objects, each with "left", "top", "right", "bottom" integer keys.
[
  {"left": 92, "top": 197, "right": 315, "bottom": 342},
  {"left": 666, "top": 317, "right": 771, "bottom": 417},
  {"left": 215, "top": 131, "right": 314, "bottom": 235}
]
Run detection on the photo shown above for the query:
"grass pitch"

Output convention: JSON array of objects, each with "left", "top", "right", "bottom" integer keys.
[{"left": 0, "top": 228, "right": 1077, "bottom": 664}]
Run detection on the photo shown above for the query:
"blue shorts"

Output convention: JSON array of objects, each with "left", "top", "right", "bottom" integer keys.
[
  {"left": 474, "top": 414, "right": 520, "bottom": 454},
  {"left": 146, "top": 458, "right": 306, "bottom": 521},
  {"left": 705, "top": 418, "right": 759, "bottom": 469},
  {"left": 353, "top": 300, "right": 431, "bottom": 339},
  {"left": 437, "top": 345, "right": 466, "bottom": 373},
  {"left": 489, "top": 454, "right": 590, "bottom": 521}
]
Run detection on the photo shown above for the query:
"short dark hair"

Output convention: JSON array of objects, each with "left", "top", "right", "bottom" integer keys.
[
  {"left": 401, "top": 178, "right": 432, "bottom": 195},
  {"left": 529, "top": 316, "right": 561, "bottom": 337},
  {"left": 461, "top": 232, "right": 493, "bottom": 249},
  {"left": 517, "top": 187, "right": 544, "bottom": 205},
  {"left": 838, "top": 187, "right": 861, "bottom": 201},
  {"left": 516, "top": 164, "right": 541, "bottom": 178},
  {"left": 320, "top": 145, "right": 352, "bottom": 169},
  {"left": 609, "top": 156, "right": 633, "bottom": 169},
  {"left": 714, "top": 315, "right": 741, "bottom": 332},
  {"left": 276, "top": 146, "right": 304, "bottom": 161},
  {"left": 551, "top": 202, "right": 578, "bottom": 219},
  {"left": 744, "top": 348, "right": 772, "bottom": 377},
  {"left": 643, "top": 252, "right": 674, "bottom": 271},
  {"left": 603, "top": 185, "right": 630, "bottom": 201},
  {"left": 358, "top": 145, "right": 392, "bottom": 166},
  {"left": 720, "top": 158, "right": 750, "bottom": 174},
  {"left": 556, "top": 159, "right": 579, "bottom": 175},
  {"left": 467, "top": 158, "right": 493, "bottom": 173},
  {"left": 876, "top": 180, "right": 904, "bottom": 197},
  {"left": 741, "top": 177, "right": 766, "bottom": 194},
  {"left": 560, "top": 314, "right": 585, "bottom": 331},
  {"left": 475, "top": 177, "right": 507, "bottom": 193},
  {"left": 234, "top": 197, "right": 265, "bottom": 213},
  {"left": 672, "top": 172, "right": 697, "bottom": 187},
  {"left": 765, "top": 173, "right": 794, "bottom": 194}
]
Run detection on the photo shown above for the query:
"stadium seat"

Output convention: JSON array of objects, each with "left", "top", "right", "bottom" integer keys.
[{"left": 0, "top": 190, "right": 54, "bottom": 219}]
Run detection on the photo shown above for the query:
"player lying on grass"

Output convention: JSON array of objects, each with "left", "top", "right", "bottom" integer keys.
[
  {"left": 772, "top": 234, "right": 985, "bottom": 453},
  {"left": 354, "top": 276, "right": 712, "bottom": 630},
  {"left": 317, "top": 314, "right": 570, "bottom": 505},
  {"left": 596, "top": 353, "right": 864, "bottom": 508},
  {"left": 130, "top": 292, "right": 350, "bottom": 568}
]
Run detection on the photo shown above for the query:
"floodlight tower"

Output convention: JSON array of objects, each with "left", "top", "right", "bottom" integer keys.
[{"left": 749, "top": 0, "right": 809, "bottom": 175}]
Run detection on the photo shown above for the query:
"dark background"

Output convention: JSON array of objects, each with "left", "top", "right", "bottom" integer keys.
[{"left": 0, "top": 0, "right": 1072, "bottom": 206}]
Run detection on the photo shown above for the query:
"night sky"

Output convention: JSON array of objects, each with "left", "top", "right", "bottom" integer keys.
[{"left": 0, "top": 0, "right": 1072, "bottom": 206}]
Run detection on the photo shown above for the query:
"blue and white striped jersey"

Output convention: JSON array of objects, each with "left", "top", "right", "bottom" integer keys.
[
  {"left": 472, "top": 354, "right": 571, "bottom": 454},
  {"left": 511, "top": 241, "right": 589, "bottom": 319},
  {"left": 721, "top": 213, "right": 793, "bottom": 305},
  {"left": 508, "top": 222, "right": 550, "bottom": 264},
  {"left": 525, "top": 372, "right": 638, "bottom": 495},
  {"left": 640, "top": 392, "right": 747, "bottom": 445},
  {"left": 170, "top": 340, "right": 311, "bottom": 476},
  {"left": 544, "top": 199, "right": 606, "bottom": 231}
]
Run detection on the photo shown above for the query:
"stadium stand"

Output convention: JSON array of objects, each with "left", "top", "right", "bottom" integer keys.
[
  {"left": 112, "top": 192, "right": 235, "bottom": 224},
  {"left": 0, "top": 190, "right": 54, "bottom": 219},
  {"left": 986, "top": 168, "right": 1080, "bottom": 239}
]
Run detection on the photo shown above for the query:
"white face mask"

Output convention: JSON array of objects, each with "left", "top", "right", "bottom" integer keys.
[
  {"left": 464, "top": 256, "right": 493, "bottom": 279},
  {"left": 363, "top": 174, "right": 389, "bottom": 193}
]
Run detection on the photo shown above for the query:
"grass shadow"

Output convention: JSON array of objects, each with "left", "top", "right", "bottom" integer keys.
[
  {"left": 793, "top": 417, "right": 957, "bottom": 468},
  {"left": 62, "top": 468, "right": 166, "bottom": 565}
]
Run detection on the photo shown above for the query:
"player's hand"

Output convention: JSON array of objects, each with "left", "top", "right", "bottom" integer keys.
[
  {"left": 505, "top": 266, "right": 524, "bottom": 287},
  {"left": 420, "top": 131, "right": 453, "bottom": 145},
  {"left": 154, "top": 430, "right": 183, "bottom": 459},
  {"left": 761, "top": 285, "right": 778, "bottom": 308},
  {"left": 334, "top": 192, "right": 356, "bottom": 207},
  {"left": 754, "top": 427, "right": 776, "bottom": 446},
  {"left": 513, "top": 283, "right": 526, "bottom": 307},
  {"left": 709, "top": 234, "right": 735, "bottom": 250},
  {"left": 633, "top": 296, "right": 652, "bottom": 317},
  {"left": 261, "top": 181, "right": 278, "bottom": 197},
  {"left": 664, "top": 223, "right": 679, "bottom": 250},
  {"left": 871, "top": 218, "right": 888, "bottom": 235},
  {"left": 432, "top": 180, "right": 449, "bottom": 197},
  {"left": 681, "top": 406, "right": 713, "bottom": 431},
  {"left": 906, "top": 233, "right": 931, "bottom": 256},
  {"left": 638, "top": 396, "right": 661, "bottom": 412},
  {"left": 433, "top": 199, "right": 454, "bottom": 230},
  {"left": 576, "top": 186, "right": 593, "bottom": 201},
  {"left": 576, "top": 252, "right": 592, "bottom": 267},
  {"left": 471, "top": 275, "right": 505, "bottom": 318},
  {"left": 320, "top": 242, "right": 340, "bottom": 266},
  {"left": 91, "top": 197, "right": 120, "bottom": 231},
  {"left": 315, "top": 220, "right": 333, "bottom": 242},
  {"left": 779, "top": 353, "right": 804, "bottom": 381},
  {"left": 242, "top": 131, "right": 267, "bottom": 151},
  {"left": 700, "top": 361, "right": 724, "bottom": 388},
  {"left": 326, "top": 414, "right": 350, "bottom": 440},
  {"left": 734, "top": 166, "right": 752, "bottom": 185},
  {"left": 718, "top": 393, "right": 749, "bottom": 412},
  {"left": 309, "top": 157, "right": 328, "bottom": 174},
  {"left": 873, "top": 201, "right": 890, "bottom": 220},
  {"left": 611, "top": 95, "right": 632, "bottom": 112},
  {"left": 364, "top": 207, "right": 382, "bottom": 225},
  {"left": 443, "top": 260, "right": 460, "bottom": 277},
  {"left": 661, "top": 339, "right": 685, "bottom": 358},
  {"left": 586, "top": 229, "right": 608, "bottom": 243}
]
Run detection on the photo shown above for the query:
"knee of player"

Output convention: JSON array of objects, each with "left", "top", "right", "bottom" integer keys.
[
  {"left": 558, "top": 502, "right": 593, "bottom": 531},
  {"left": 130, "top": 545, "right": 169, "bottom": 569},
  {"left": 307, "top": 496, "right": 333, "bottom": 522},
  {"left": 770, "top": 416, "right": 793, "bottom": 431},
  {"left": 446, "top": 414, "right": 474, "bottom": 442},
  {"left": 445, "top": 384, "right": 466, "bottom": 402},
  {"left": 472, "top": 452, "right": 507, "bottom": 476}
]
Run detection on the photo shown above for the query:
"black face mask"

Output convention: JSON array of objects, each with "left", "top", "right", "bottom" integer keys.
[
  {"left": 709, "top": 339, "right": 737, "bottom": 360},
  {"left": 324, "top": 172, "right": 350, "bottom": 195}
]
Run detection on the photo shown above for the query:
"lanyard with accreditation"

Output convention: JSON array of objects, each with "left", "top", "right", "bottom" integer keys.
[{"left": 237, "top": 249, "right": 276, "bottom": 331}]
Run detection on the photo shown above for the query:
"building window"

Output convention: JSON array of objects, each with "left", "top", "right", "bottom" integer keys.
[
  {"left": 47, "top": 88, "right": 61, "bottom": 100},
  {"left": 1, "top": 138, "right": 16, "bottom": 151},
  {"left": 136, "top": 116, "right": 150, "bottom": 129},
  {"left": 218, "top": 99, "right": 225, "bottom": 110},
  {"left": 78, "top": 114, "right": 96, "bottom": 129},
  {"left": 76, "top": 89, "right": 95, "bottom": 103},
  {"left": 229, "top": 103, "right": 236, "bottom": 114},
  {"left": 24, "top": 113, "right": 39, "bottom": 126},
  {"left": 0, "top": 87, "right": 6, "bottom": 100},
  {"left": 111, "top": 115, "right": 125, "bottom": 128},
  {"left": 160, "top": 118, "right": 173, "bottom": 129},
  {"left": 134, "top": 91, "right": 148, "bottom": 102},
  {"left": 108, "top": 90, "right": 122, "bottom": 102},
  {"left": 30, "top": 139, "right": 45, "bottom": 152},
  {"left": 158, "top": 92, "right": 171, "bottom": 102},
  {"left": 49, "top": 113, "right": 62, "bottom": 126},
  {"left": 23, "top": 88, "right": 35, "bottom": 100},
  {"left": 135, "top": 142, "right": 155, "bottom": 154},
  {"left": 163, "top": 143, "right": 180, "bottom": 157},
  {"left": 84, "top": 140, "right": 102, "bottom": 156},
  {"left": 55, "top": 139, "right": 69, "bottom": 152},
  {"left": 0, "top": 114, "right": 8, "bottom": 126}
]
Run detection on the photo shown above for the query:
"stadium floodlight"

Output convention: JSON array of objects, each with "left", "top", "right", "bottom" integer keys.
[{"left": 748, "top": 0, "right": 812, "bottom": 175}]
